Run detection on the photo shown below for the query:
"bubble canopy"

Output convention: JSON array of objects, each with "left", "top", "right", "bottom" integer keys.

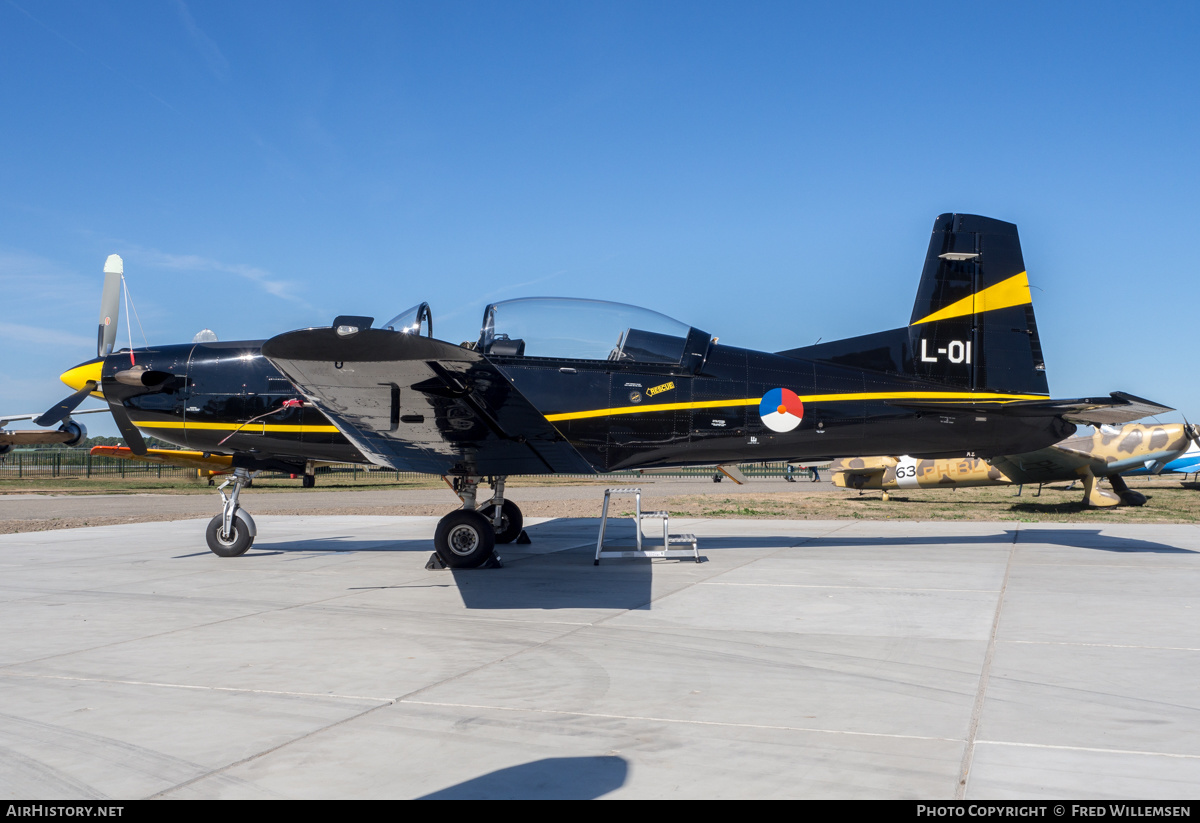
[
  {"left": 478, "top": 297, "right": 705, "bottom": 364},
  {"left": 381, "top": 302, "right": 433, "bottom": 337}
]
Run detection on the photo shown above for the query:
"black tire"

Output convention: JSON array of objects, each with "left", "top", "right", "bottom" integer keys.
[
  {"left": 205, "top": 514, "right": 254, "bottom": 557},
  {"left": 434, "top": 510, "right": 496, "bottom": 568},
  {"left": 302, "top": 474, "right": 316, "bottom": 488},
  {"left": 477, "top": 499, "right": 523, "bottom": 544}
]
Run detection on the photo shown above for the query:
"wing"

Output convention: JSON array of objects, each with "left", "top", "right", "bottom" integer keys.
[
  {"left": 261, "top": 327, "right": 595, "bottom": 476},
  {"left": 1162, "top": 448, "right": 1200, "bottom": 475},
  {"left": 90, "top": 446, "right": 234, "bottom": 473},
  {"left": 988, "top": 445, "right": 1105, "bottom": 484},
  {"left": 887, "top": 391, "right": 1173, "bottom": 426},
  {"left": 0, "top": 429, "right": 81, "bottom": 447},
  {"left": 0, "top": 408, "right": 108, "bottom": 447},
  {"left": 1, "top": 407, "right": 109, "bottom": 428}
]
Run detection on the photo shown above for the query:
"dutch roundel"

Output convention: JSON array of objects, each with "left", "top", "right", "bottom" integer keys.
[{"left": 759, "top": 388, "right": 804, "bottom": 432}]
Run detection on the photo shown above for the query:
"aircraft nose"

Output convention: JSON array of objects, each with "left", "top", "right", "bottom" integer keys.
[{"left": 60, "top": 358, "right": 105, "bottom": 395}]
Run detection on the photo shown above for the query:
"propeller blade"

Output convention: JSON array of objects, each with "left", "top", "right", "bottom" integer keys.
[
  {"left": 34, "top": 381, "right": 98, "bottom": 427},
  {"left": 105, "top": 396, "right": 147, "bottom": 455},
  {"left": 1186, "top": 420, "right": 1200, "bottom": 447},
  {"left": 98, "top": 254, "right": 122, "bottom": 359}
]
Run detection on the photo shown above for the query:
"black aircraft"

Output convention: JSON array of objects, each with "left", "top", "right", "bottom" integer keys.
[{"left": 47, "top": 214, "right": 1167, "bottom": 567}]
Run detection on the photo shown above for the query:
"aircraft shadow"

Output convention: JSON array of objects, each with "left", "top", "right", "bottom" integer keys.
[
  {"left": 243, "top": 537, "right": 432, "bottom": 554},
  {"left": 202, "top": 522, "right": 1192, "bottom": 613},
  {"left": 417, "top": 755, "right": 628, "bottom": 799},
  {"left": 790, "top": 529, "right": 1194, "bottom": 554}
]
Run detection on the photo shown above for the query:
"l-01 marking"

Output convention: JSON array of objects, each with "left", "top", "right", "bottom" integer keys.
[{"left": 920, "top": 339, "right": 972, "bottom": 364}]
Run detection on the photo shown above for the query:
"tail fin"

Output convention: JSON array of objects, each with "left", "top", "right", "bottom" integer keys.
[
  {"left": 780, "top": 213, "right": 1049, "bottom": 396},
  {"left": 907, "top": 214, "right": 1047, "bottom": 395}
]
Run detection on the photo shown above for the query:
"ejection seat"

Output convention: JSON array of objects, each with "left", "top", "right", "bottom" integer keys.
[{"left": 487, "top": 333, "right": 525, "bottom": 357}]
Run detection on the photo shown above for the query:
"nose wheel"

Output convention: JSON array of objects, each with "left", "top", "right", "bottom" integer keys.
[
  {"left": 206, "top": 514, "right": 253, "bottom": 557},
  {"left": 205, "top": 468, "right": 257, "bottom": 557}
]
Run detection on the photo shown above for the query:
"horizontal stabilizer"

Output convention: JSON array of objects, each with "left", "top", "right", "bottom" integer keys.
[{"left": 886, "top": 392, "right": 1172, "bottom": 426}]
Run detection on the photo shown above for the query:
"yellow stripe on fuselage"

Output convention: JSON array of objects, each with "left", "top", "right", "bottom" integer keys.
[
  {"left": 910, "top": 271, "right": 1032, "bottom": 326},
  {"left": 131, "top": 421, "right": 340, "bottom": 433},
  {"left": 543, "top": 391, "right": 1046, "bottom": 423},
  {"left": 133, "top": 390, "right": 1048, "bottom": 430}
]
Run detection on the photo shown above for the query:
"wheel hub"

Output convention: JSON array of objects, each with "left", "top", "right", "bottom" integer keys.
[{"left": 448, "top": 524, "right": 480, "bottom": 556}]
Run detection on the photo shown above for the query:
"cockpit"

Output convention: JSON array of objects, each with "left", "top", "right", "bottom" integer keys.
[{"left": 382, "top": 297, "right": 713, "bottom": 369}]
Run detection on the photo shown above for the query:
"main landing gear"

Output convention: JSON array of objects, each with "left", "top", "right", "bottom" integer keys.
[
  {"left": 205, "top": 467, "right": 258, "bottom": 557},
  {"left": 430, "top": 475, "right": 524, "bottom": 569}
]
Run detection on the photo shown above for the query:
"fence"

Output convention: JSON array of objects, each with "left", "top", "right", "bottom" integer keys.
[{"left": 0, "top": 449, "right": 825, "bottom": 482}]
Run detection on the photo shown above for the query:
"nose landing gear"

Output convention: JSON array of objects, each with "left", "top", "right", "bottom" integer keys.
[{"left": 205, "top": 467, "right": 258, "bottom": 557}]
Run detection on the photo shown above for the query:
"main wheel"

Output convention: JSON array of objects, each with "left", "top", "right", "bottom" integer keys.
[
  {"left": 477, "top": 499, "right": 523, "bottom": 544},
  {"left": 205, "top": 514, "right": 254, "bottom": 557},
  {"left": 434, "top": 510, "right": 496, "bottom": 568}
]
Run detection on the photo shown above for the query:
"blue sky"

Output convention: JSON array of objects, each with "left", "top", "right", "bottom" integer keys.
[{"left": 2, "top": 1, "right": 1198, "bottom": 437}]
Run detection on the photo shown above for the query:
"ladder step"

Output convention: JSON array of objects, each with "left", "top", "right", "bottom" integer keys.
[
  {"left": 605, "top": 487, "right": 642, "bottom": 494},
  {"left": 597, "top": 550, "right": 701, "bottom": 559},
  {"left": 667, "top": 534, "right": 696, "bottom": 544},
  {"left": 638, "top": 511, "right": 669, "bottom": 519}
]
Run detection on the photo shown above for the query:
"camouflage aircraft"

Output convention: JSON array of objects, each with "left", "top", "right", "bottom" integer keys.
[{"left": 830, "top": 421, "right": 1200, "bottom": 507}]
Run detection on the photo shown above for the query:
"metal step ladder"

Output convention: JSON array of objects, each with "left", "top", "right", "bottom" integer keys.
[{"left": 594, "top": 487, "right": 700, "bottom": 565}]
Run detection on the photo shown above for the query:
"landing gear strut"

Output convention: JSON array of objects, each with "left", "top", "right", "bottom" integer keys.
[
  {"left": 205, "top": 467, "right": 258, "bottom": 557},
  {"left": 431, "top": 475, "right": 522, "bottom": 568},
  {"left": 477, "top": 476, "right": 524, "bottom": 544}
]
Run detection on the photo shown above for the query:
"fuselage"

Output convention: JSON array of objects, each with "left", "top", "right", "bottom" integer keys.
[{"left": 72, "top": 336, "right": 1075, "bottom": 475}]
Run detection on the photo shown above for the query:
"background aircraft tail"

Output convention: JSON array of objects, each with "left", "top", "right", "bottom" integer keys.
[{"left": 782, "top": 213, "right": 1049, "bottom": 396}]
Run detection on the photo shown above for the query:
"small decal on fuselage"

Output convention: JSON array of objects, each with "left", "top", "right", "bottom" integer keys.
[
  {"left": 647, "top": 381, "right": 675, "bottom": 397},
  {"left": 624, "top": 382, "right": 643, "bottom": 388}
]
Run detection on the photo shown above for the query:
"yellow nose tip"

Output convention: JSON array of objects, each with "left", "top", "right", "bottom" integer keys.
[{"left": 60, "top": 359, "right": 105, "bottom": 396}]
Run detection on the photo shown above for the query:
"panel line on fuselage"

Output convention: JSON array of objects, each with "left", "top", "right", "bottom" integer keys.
[{"left": 543, "top": 390, "right": 1048, "bottom": 423}]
